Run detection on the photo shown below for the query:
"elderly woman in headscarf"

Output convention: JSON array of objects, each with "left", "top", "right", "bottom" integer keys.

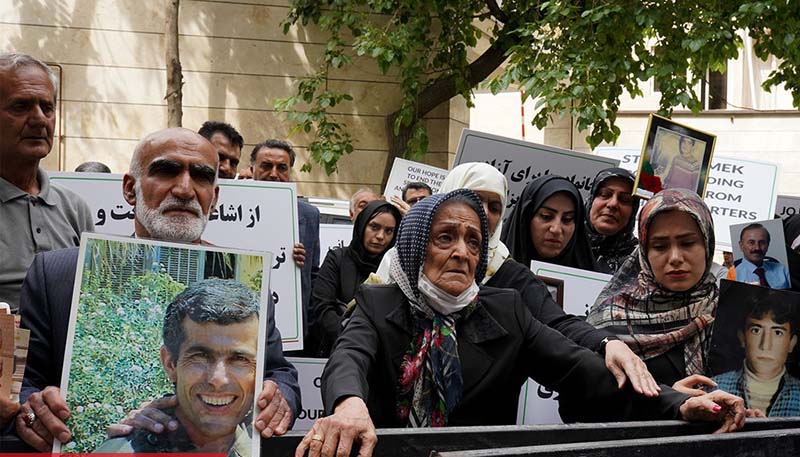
[
  {"left": 585, "top": 168, "right": 640, "bottom": 274},
  {"left": 588, "top": 189, "right": 723, "bottom": 395},
  {"left": 440, "top": 162, "right": 658, "bottom": 397},
  {"left": 295, "top": 189, "right": 745, "bottom": 457},
  {"left": 501, "top": 175, "right": 596, "bottom": 271},
  {"left": 310, "top": 200, "right": 402, "bottom": 356}
]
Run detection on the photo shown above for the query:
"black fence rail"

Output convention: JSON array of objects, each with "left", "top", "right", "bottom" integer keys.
[
  {"left": 4, "top": 418, "right": 799, "bottom": 454},
  {"left": 432, "top": 427, "right": 800, "bottom": 457},
  {"left": 262, "top": 418, "right": 800, "bottom": 457}
]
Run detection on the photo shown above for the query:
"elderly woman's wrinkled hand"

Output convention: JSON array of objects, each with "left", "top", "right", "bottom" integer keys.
[
  {"left": 672, "top": 374, "right": 717, "bottom": 397},
  {"left": 295, "top": 396, "right": 377, "bottom": 457},
  {"left": 679, "top": 390, "right": 746, "bottom": 434},
  {"left": 604, "top": 340, "right": 660, "bottom": 397}
]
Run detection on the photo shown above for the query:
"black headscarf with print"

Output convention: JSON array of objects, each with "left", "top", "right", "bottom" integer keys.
[
  {"left": 501, "top": 175, "right": 596, "bottom": 271},
  {"left": 585, "top": 167, "right": 640, "bottom": 274}
]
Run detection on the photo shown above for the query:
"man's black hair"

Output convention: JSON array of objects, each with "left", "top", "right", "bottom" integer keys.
[
  {"left": 163, "top": 278, "right": 259, "bottom": 357},
  {"left": 742, "top": 292, "right": 798, "bottom": 336},
  {"left": 198, "top": 121, "right": 244, "bottom": 150},
  {"left": 401, "top": 181, "right": 433, "bottom": 201},
  {"left": 740, "top": 223, "right": 771, "bottom": 244},
  {"left": 250, "top": 139, "right": 295, "bottom": 167}
]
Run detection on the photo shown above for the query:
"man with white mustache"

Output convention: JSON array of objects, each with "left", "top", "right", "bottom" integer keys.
[{"left": 14, "top": 128, "right": 300, "bottom": 451}]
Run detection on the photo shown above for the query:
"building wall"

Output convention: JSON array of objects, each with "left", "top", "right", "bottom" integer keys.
[{"left": 1, "top": 0, "right": 461, "bottom": 199}]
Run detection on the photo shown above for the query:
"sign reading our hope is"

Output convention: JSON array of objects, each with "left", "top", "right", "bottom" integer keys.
[
  {"left": 595, "top": 147, "right": 779, "bottom": 250},
  {"left": 454, "top": 129, "right": 619, "bottom": 218},
  {"left": 48, "top": 172, "right": 304, "bottom": 351},
  {"left": 383, "top": 158, "right": 448, "bottom": 200},
  {"left": 516, "top": 262, "right": 611, "bottom": 425}
]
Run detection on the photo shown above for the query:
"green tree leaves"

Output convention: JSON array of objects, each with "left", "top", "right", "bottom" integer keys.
[{"left": 278, "top": 0, "right": 800, "bottom": 173}]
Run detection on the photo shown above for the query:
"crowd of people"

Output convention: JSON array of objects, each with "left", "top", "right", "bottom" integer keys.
[{"left": 3, "top": 51, "right": 800, "bottom": 456}]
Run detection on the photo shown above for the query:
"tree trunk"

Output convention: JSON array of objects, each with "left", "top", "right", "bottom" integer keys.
[
  {"left": 165, "top": 0, "right": 182, "bottom": 127},
  {"left": 381, "top": 35, "right": 512, "bottom": 185}
]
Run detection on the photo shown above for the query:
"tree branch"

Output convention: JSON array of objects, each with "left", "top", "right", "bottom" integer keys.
[
  {"left": 416, "top": 35, "right": 511, "bottom": 117},
  {"left": 485, "top": 0, "right": 508, "bottom": 24},
  {"left": 381, "top": 35, "right": 512, "bottom": 182}
]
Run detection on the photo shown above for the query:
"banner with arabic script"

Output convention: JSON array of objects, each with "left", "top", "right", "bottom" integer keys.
[
  {"left": 454, "top": 129, "right": 619, "bottom": 220},
  {"left": 48, "top": 173, "right": 303, "bottom": 351}
]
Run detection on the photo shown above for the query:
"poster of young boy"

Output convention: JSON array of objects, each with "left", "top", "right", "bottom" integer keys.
[{"left": 709, "top": 280, "right": 800, "bottom": 416}]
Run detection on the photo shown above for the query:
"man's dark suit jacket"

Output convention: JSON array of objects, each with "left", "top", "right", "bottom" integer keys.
[
  {"left": 297, "top": 200, "right": 320, "bottom": 337},
  {"left": 19, "top": 247, "right": 301, "bottom": 423}
]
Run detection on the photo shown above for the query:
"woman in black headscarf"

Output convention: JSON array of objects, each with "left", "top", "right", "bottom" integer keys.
[
  {"left": 501, "top": 175, "right": 596, "bottom": 270},
  {"left": 585, "top": 168, "right": 640, "bottom": 274},
  {"left": 310, "top": 200, "right": 401, "bottom": 356}
]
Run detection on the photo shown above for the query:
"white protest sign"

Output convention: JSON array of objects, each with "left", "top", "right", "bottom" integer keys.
[
  {"left": 593, "top": 147, "right": 640, "bottom": 173},
  {"left": 383, "top": 158, "right": 448, "bottom": 200},
  {"left": 319, "top": 224, "right": 353, "bottom": 257},
  {"left": 595, "top": 149, "right": 780, "bottom": 250},
  {"left": 286, "top": 357, "right": 327, "bottom": 431},
  {"left": 454, "top": 129, "right": 619, "bottom": 218},
  {"left": 777, "top": 195, "right": 800, "bottom": 219},
  {"left": 516, "top": 262, "right": 611, "bottom": 425},
  {"left": 49, "top": 173, "right": 304, "bottom": 350}
]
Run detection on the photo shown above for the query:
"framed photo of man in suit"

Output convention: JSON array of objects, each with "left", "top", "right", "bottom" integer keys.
[{"left": 728, "top": 218, "right": 791, "bottom": 289}]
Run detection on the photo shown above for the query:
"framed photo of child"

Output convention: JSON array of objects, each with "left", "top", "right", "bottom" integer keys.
[{"left": 633, "top": 114, "right": 716, "bottom": 199}]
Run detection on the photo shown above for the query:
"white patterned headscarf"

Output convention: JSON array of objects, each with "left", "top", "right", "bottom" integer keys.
[{"left": 439, "top": 162, "right": 510, "bottom": 283}]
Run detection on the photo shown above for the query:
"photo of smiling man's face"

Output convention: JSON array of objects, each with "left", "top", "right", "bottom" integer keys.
[{"left": 161, "top": 316, "right": 258, "bottom": 443}]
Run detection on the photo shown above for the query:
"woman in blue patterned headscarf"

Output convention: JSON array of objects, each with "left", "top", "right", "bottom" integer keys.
[{"left": 295, "top": 189, "right": 747, "bottom": 457}]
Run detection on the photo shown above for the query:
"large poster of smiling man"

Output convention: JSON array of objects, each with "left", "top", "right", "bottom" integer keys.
[{"left": 56, "top": 234, "right": 270, "bottom": 456}]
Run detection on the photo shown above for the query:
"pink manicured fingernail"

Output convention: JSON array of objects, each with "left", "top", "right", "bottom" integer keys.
[{"left": 712, "top": 405, "right": 721, "bottom": 412}]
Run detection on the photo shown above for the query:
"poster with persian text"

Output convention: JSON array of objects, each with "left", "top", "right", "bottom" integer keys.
[
  {"left": 454, "top": 129, "right": 619, "bottom": 220},
  {"left": 49, "top": 173, "right": 303, "bottom": 351}
]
